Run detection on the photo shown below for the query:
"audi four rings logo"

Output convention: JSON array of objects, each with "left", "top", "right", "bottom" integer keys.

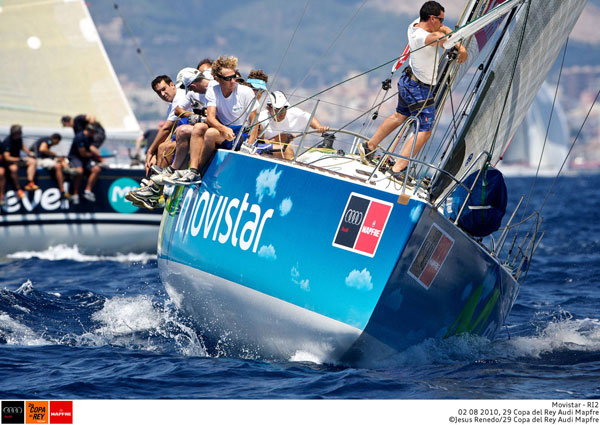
[
  {"left": 3, "top": 407, "right": 23, "bottom": 414},
  {"left": 344, "top": 209, "right": 363, "bottom": 226}
]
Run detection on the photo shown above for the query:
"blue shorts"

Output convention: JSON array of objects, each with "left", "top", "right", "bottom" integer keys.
[
  {"left": 219, "top": 125, "right": 247, "bottom": 150},
  {"left": 395, "top": 74, "right": 436, "bottom": 132}
]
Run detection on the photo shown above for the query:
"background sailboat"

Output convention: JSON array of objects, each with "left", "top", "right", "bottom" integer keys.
[
  {"left": 498, "top": 82, "right": 571, "bottom": 176},
  {"left": 0, "top": 0, "right": 160, "bottom": 256}
]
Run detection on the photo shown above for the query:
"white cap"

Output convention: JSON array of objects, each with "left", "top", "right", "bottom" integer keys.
[
  {"left": 176, "top": 67, "right": 198, "bottom": 89},
  {"left": 267, "top": 91, "right": 290, "bottom": 109},
  {"left": 200, "top": 69, "right": 214, "bottom": 81}
]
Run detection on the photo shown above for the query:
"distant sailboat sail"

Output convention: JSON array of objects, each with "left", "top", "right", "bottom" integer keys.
[
  {"left": 431, "top": 0, "right": 586, "bottom": 201},
  {"left": 0, "top": 0, "right": 140, "bottom": 137}
]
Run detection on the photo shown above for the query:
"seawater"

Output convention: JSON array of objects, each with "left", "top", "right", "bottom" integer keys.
[{"left": 1, "top": 175, "right": 599, "bottom": 399}]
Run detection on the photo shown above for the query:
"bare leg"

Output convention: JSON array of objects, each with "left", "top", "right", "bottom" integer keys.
[
  {"left": 191, "top": 128, "right": 221, "bottom": 170},
  {"left": 73, "top": 168, "right": 84, "bottom": 194},
  {"left": 173, "top": 124, "right": 200, "bottom": 169},
  {"left": 85, "top": 165, "right": 101, "bottom": 192},
  {"left": 157, "top": 141, "right": 176, "bottom": 168},
  {"left": 54, "top": 163, "right": 65, "bottom": 190},
  {"left": 0, "top": 168, "right": 5, "bottom": 202},
  {"left": 367, "top": 111, "right": 408, "bottom": 151},
  {"left": 392, "top": 130, "right": 432, "bottom": 173},
  {"left": 8, "top": 164, "right": 21, "bottom": 191},
  {"left": 26, "top": 157, "right": 36, "bottom": 182}
]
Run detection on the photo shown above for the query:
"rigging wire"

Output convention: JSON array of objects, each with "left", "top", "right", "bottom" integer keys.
[
  {"left": 290, "top": 0, "right": 369, "bottom": 98},
  {"left": 537, "top": 87, "right": 600, "bottom": 215},
  {"left": 110, "top": 1, "right": 153, "bottom": 77},
  {"left": 269, "top": 0, "right": 311, "bottom": 89},
  {"left": 520, "top": 38, "right": 569, "bottom": 213}
]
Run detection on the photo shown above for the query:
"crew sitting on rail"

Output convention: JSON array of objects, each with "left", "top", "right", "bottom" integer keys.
[
  {"left": 168, "top": 55, "right": 260, "bottom": 185},
  {"left": 68, "top": 123, "right": 102, "bottom": 204},
  {"left": 30, "top": 133, "right": 71, "bottom": 200},
  {"left": 253, "top": 91, "right": 329, "bottom": 160},
  {"left": 1, "top": 124, "right": 38, "bottom": 198}
]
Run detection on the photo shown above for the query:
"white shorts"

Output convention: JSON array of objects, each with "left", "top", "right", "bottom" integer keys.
[{"left": 37, "top": 158, "right": 57, "bottom": 169}]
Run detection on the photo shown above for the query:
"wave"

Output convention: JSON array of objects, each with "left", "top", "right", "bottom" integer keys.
[
  {"left": 361, "top": 311, "right": 600, "bottom": 369},
  {"left": 6, "top": 244, "right": 155, "bottom": 264},
  {"left": 0, "top": 281, "right": 205, "bottom": 357}
]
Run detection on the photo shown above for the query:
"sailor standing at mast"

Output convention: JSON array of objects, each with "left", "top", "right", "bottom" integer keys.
[{"left": 360, "top": 1, "right": 467, "bottom": 178}]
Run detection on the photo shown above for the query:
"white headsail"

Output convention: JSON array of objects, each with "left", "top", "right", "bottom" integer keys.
[{"left": 0, "top": 0, "right": 140, "bottom": 139}]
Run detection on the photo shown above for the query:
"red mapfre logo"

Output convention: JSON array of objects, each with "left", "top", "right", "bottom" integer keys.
[
  {"left": 333, "top": 193, "right": 393, "bottom": 257},
  {"left": 49, "top": 401, "right": 72, "bottom": 424}
]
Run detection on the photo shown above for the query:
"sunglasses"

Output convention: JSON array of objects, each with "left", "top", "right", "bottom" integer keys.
[
  {"left": 217, "top": 74, "right": 237, "bottom": 81},
  {"left": 433, "top": 15, "right": 444, "bottom": 23}
]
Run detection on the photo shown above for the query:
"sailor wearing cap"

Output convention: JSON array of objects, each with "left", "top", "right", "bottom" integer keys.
[{"left": 255, "top": 91, "right": 329, "bottom": 160}]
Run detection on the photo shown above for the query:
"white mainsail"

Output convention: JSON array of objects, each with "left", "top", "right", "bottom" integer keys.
[
  {"left": 0, "top": 0, "right": 140, "bottom": 138},
  {"left": 432, "top": 0, "right": 586, "bottom": 201}
]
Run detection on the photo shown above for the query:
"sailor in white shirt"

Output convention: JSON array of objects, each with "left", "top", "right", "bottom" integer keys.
[
  {"left": 360, "top": 1, "right": 467, "bottom": 180},
  {"left": 173, "top": 56, "right": 259, "bottom": 185},
  {"left": 255, "top": 91, "right": 329, "bottom": 160}
]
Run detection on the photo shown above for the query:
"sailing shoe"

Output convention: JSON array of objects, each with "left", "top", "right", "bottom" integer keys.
[
  {"left": 161, "top": 169, "right": 187, "bottom": 185},
  {"left": 389, "top": 170, "right": 415, "bottom": 185},
  {"left": 358, "top": 141, "right": 375, "bottom": 165},
  {"left": 170, "top": 169, "right": 201, "bottom": 185},
  {"left": 24, "top": 182, "right": 39, "bottom": 191},
  {"left": 150, "top": 165, "right": 163, "bottom": 175},
  {"left": 150, "top": 167, "right": 176, "bottom": 186},
  {"left": 127, "top": 187, "right": 164, "bottom": 210},
  {"left": 83, "top": 190, "right": 96, "bottom": 202}
]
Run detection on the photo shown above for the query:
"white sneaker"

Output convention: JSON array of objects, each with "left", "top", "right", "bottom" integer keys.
[
  {"left": 170, "top": 169, "right": 201, "bottom": 185},
  {"left": 150, "top": 167, "right": 175, "bottom": 186},
  {"left": 72, "top": 194, "right": 80, "bottom": 205},
  {"left": 161, "top": 169, "right": 187, "bottom": 185},
  {"left": 83, "top": 190, "right": 96, "bottom": 202}
]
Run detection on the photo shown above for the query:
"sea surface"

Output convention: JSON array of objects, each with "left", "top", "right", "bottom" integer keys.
[{"left": 1, "top": 174, "right": 599, "bottom": 400}]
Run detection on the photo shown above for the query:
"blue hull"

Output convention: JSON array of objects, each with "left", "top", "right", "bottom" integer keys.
[{"left": 158, "top": 151, "right": 519, "bottom": 364}]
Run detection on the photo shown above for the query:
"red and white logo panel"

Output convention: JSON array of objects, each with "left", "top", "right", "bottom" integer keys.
[{"left": 333, "top": 193, "right": 393, "bottom": 257}]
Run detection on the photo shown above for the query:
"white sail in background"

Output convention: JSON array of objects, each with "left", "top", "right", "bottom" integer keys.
[
  {"left": 0, "top": 0, "right": 140, "bottom": 138},
  {"left": 432, "top": 0, "right": 586, "bottom": 201},
  {"left": 498, "top": 82, "right": 570, "bottom": 175}
]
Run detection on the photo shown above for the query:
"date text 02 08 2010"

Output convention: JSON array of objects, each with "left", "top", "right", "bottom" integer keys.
[{"left": 452, "top": 402, "right": 600, "bottom": 424}]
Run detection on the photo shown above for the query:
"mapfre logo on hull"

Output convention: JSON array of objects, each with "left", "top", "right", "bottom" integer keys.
[{"left": 332, "top": 192, "right": 393, "bottom": 257}]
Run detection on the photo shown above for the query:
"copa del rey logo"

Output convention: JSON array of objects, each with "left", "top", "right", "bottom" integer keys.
[{"left": 332, "top": 193, "right": 393, "bottom": 257}]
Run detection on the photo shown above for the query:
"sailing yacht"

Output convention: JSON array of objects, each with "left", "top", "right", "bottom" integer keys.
[
  {"left": 156, "top": 0, "right": 586, "bottom": 364},
  {"left": 0, "top": 0, "right": 160, "bottom": 256}
]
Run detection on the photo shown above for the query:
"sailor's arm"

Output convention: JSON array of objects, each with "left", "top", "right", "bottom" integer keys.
[
  {"left": 3, "top": 151, "right": 20, "bottom": 163},
  {"left": 426, "top": 25, "right": 468, "bottom": 63},
  {"left": 173, "top": 106, "right": 193, "bottom": 118},
  {"left": 39, "top": 142, "right": 57, "bottom": 158},
  {"left": 145, "top": 121, "right": 175, "bottom": 172},
  {"left": 206, "top": 107, "right": 235, "bottom": 141},
  {"left": 310, "top": 117, "right": 329, "bottom": 133},
  {"left": 246, "top": 111, "right": 257, "bottom": 145}
]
